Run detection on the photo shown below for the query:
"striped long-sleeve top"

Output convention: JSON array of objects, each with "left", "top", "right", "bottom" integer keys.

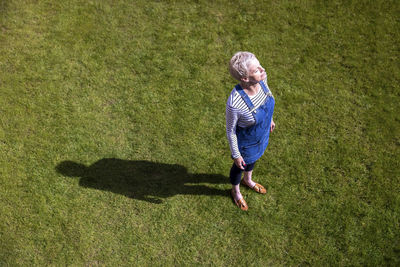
[{"left": 225, "top": 78, "right": 273, "bottom": 159}]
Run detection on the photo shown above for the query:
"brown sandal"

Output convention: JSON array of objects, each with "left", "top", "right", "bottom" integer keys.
[
  {"left": 241, "top": 181, "right": 267, "bottom": 194},
  {"left": 231, "top": 190, "right": 248, "bottom": 211}
]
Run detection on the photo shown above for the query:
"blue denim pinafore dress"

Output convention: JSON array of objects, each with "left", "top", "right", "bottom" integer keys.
[{"left": 235, "top": 81, "right": 275, "bottom": 164}]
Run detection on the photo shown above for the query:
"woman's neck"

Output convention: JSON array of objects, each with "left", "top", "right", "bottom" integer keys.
[{"left": 240, "top": 82, "right": 260, "bottom": 96}]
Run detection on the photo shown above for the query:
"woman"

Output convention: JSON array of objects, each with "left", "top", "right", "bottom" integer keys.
[{"left": 226, "top": 51, "right": 275, "bottom": 211}]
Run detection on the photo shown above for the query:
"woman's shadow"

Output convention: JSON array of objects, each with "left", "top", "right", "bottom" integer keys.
[{"left": 56, "top": 158, "right": 228, "bottom": 204}]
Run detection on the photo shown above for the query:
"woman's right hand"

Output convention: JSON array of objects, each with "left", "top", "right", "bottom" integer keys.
[{"left": 234, "top": 156, "right": 246, "bottom": 170}]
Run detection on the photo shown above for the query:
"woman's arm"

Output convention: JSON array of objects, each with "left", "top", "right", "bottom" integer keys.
[
  {"left": 226, "top": 106, "right": 247, "bottom": 169},
  {"left": 226, "top": 103, "right": 241, "bottom": 158},
  {"left": 264, "top": 76, "right": 276, "bottom": 133}
]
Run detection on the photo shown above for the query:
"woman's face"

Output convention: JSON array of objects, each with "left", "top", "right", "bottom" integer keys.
[{"left": 246, "top": 59, "right": 266, "bottom": 83}]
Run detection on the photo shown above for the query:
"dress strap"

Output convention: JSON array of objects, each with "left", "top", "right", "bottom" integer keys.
[
  {"left": 260, "top": 80, "right": 270, "bottom": 94},
  {"left": 235, "top": 84, "right": 255, "bottom": 112}
]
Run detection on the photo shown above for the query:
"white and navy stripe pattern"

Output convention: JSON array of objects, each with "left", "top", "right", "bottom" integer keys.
[{"left": 226, "top": 78, "right": 273, "bottom": 159}]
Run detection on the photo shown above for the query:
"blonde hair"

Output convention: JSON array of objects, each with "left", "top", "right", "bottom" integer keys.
[{"left": 229, "top": 51, "right": 257, "bottom": 81}]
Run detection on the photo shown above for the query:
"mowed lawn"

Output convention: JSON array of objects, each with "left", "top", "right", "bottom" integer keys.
[{"left": 1, "top": 0, "right": 399, "bottom": 265}]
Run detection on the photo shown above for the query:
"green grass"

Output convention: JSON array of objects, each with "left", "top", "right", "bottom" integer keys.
[{"left": 1, "top": 0, "right": 399, "bottom": 265}]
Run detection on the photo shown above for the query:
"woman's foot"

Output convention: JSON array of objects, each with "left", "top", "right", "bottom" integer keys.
[
  {"left": 242, "top": 178, "right": 256, "bottom": 188},
  {"left": 231, "top": 189, "right": 248, "bottom": 211},
  {"left": 242, "top": 170, "right": 256, "bottom": 188},
  {"left": 231, "top": 188, "right": 243, "bottom": 201},
  {"left": 241, "top": 180, "right": 267, "bottom": 194}
]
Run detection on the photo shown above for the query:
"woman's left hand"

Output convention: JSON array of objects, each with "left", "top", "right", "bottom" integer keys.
[{"left": 270, "top": 120, "right": 276, "bottom": 132}]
